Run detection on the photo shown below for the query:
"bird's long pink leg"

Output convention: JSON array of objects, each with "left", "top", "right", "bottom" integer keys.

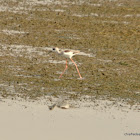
[
  {"left": 70, "top": 58, "right": 82, "bottom": 79},
  {"left": 59, "top": 59, "right": 68, "bottom": 78}
]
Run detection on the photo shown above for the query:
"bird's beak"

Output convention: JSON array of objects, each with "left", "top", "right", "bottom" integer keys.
[
  {"left": 48, "top": 49, "right": 53, "bottom": 54},
  {"left": 47, "top": 48, "right": 54, "bottom": 54},
  {"left": 48, "top": 51, "right": 52, "bottom": 54}
]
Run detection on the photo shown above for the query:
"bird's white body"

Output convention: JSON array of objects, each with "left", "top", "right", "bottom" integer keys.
[
  {"left": 52, "top": 47, "right": 82, "bottom": 79},
  {"left": 52, "top": 47, "right": 80, "bottom": 59}
]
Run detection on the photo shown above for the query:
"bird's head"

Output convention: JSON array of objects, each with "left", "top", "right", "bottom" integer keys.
[{"left": 52, "top": 47, "right": 61, "bottom": 53}]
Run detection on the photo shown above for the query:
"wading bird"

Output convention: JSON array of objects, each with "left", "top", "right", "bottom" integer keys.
[{"left": 51, "top": 47, "right": 82, "bottom": 79}]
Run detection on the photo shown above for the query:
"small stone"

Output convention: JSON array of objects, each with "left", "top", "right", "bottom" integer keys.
[{"left": 48, "top": 104, "right": 56, "bottom": 110}]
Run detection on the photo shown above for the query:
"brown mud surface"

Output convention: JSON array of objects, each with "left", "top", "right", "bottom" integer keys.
[{"left": 0, "top": 0, "right": 140, "bottom": 104}]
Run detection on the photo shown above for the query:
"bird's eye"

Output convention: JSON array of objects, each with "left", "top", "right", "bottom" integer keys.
[{"left": 53, "top": 48, "right": 55, "bottom": 50}]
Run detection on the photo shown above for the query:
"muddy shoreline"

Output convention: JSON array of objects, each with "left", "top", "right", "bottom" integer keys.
[{"left": 0, "top": 0, "right": 140, "bottom": 104}]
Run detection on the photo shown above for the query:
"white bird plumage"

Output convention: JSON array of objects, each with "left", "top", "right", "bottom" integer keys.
[
  {"left": 52, "top": 47, "right": 80, "bottom": 58},
  {"left": 52, "top": 47, "right": 82, "bottom": 79}
]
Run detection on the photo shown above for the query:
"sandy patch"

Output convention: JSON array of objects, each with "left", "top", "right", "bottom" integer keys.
[
  {"left": 0, "top": 97, "right": 139, "bottom": 140},
  {"left": 2, "top": 29, "right": 27, "bottom": 35}
]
